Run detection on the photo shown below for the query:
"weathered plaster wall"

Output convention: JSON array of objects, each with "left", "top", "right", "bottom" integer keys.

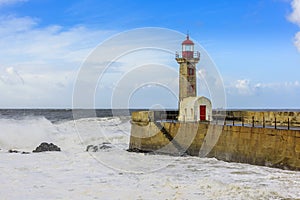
[{"left": 178, "top": 96, "right": 212, "bottom": 122}]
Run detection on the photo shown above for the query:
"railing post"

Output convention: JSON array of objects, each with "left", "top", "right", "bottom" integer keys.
[
  {"left": 252, "top": 116, "right": 254, "bottom": 127},
  {"left": 242, "top": 116, "right": 244, "bottom": 127},
  {"left": 275, "top": 117, "right": 277, "bottom": 129},
  {"left": 233, "top": 118, "right": 235, "bottom": 126},
  {"left": 263, "top": 116, "right": 265, "bottom": 128},
  {"left": 288, "top": 118, "right": 290, "bottom": 130}
]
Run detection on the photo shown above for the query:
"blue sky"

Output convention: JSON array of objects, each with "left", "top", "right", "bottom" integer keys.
[{"left": 0, "top": 0, "right": 299, "bottom": 109}]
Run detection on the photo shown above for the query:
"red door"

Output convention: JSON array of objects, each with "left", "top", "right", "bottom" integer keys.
[{"left": 200, "top": 105, "right": 206, "bottom": 121}]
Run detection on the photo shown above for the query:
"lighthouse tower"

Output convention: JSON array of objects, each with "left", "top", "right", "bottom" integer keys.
[
  {"left": 176, "top": 34, "right": 200, "bottom": 104},
  {"left": 176, "top": 35, "right": 211, "bottom": 122}
]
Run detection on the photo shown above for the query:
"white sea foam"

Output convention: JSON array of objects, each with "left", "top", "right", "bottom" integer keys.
[{"left": 0, "top": 116, "right": 299, "bottom": 199}]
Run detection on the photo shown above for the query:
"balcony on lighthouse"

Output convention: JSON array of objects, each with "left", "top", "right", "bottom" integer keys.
[{"left": 176, "top": 34, "right": 200, "bottom": 60}]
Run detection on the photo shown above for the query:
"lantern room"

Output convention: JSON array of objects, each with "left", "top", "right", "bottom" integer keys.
[{"left": 182, "top": 35, "right": 195, "bottom": 59}]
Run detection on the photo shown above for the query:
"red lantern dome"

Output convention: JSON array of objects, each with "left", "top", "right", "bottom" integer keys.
[
  {"left": 182, "top": 35, "right": 194, "bottom": 45},
  {"left": 182, "top": 35, "right": 194, "bottom": 58}
]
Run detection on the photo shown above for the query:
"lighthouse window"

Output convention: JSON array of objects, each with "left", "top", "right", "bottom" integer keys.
[
  {"left": 189, "top": 85, "right": 195, "bottom": 93},
  {"left": 184, "top": 45, "right": 193, "bottom": 51},
  {"left": 188, "top": 68, "right": 194, "bottom": 75}
]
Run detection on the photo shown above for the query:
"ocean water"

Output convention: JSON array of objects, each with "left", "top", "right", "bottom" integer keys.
[{"left": 0, "top": 109, "right": 299, "bottom": 200}]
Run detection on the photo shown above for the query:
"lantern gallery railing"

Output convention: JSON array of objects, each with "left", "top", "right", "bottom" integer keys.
[{"left": 175, "top": 51, "right": 200, "bottom": 59}]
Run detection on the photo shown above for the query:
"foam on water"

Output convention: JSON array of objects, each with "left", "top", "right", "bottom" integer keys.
[
  {"left": 0, "top": 116, "right": 299, "bottom": 199},
  {"left": 0, "top": 116, "right": 131, "bottom": 151}
]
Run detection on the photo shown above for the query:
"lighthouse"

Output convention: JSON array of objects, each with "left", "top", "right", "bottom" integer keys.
[
  {"left": 176, "top": 35, "right": 212, "bottom": 122},
  {"left": 176, "top": 34, "right": 200, "bottom": 103}
]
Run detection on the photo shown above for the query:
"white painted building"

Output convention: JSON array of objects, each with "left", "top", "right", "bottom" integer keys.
[{"left": 178, "top": 96, "right": 212, "bottom": 122}]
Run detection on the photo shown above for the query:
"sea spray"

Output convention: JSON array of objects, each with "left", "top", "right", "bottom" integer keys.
[{"left": 0, "top": 117, "right": 57, "bottom": 151}]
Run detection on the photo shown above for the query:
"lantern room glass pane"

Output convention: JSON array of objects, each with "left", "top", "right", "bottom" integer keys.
[{"left": 183, "top": 45, "right": 194, "bottom": 51}]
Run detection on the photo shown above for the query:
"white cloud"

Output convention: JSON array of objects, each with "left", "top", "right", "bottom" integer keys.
[
  {"left": 295, "top": 32, "right": 300, "bottom": 51},
  {"left": 288, "top": 0, "right": 300, "bottom": 26},
  {"left": 0, "top": 67, "right": 24, "bottom": 85},
  {"left": 0, "top": 16, "right": 111, "bottom": 64},
  {"left": 0, "top": 0, "right": 27, "bottom": 7},
  {"left": 234, "top": 79, "right": 253, "bottom": 95},
  {"left": 227, "top": 79, "right": 300, "bottom": 96},
  {"left": 0, "top": 15, "right": 36, "bottom": 34},
  {"left": 288, "top": 0, "right": 300, "bottom": 51},
  {"left": 0, "top": 15, "right": 114, "bottom": 107},
  {"left": 6, "top": 67, "right": 15, "bottom": 74},
  {"left": 226, "top": 79, "right": 300, "bottom": 108},
  {"left": 226, "top": 79, "right": 300, "bottom": 96}
]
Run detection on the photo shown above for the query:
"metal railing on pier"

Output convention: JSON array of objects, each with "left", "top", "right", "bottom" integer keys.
[
  {"left": 149, "top": 111, "right": 300, "bottom": 130},
  {"left": 221, "top": 116, "right": 300, "bottom": 130}
]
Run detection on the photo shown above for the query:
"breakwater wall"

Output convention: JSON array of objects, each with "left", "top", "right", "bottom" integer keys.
[{"left": 129, "top": 111, "right": 300, "bottom": 171}]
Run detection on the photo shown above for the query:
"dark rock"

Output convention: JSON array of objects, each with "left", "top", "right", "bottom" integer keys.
[
  {"left": 127, "top": 148, "right": 153, "bottom": 154},
  {"left": 33, "top": 142, "right": 61, "bottom": 153},
  {"left": 86, "top": 142, "right": 112, "bottom": 152},
  {"left": 92, "top": 146, "right": 99, "bottom": 152},
  {"left": 8, "top": 149, "right": 30, "bottom": 154},
  {"left": 99, "top": 144, "right": 112, "bottom": 150},
  {"left": 8, "top": 149, "right": 20, "bottom": 153},
  {"left": 86, "top": 145, "right": 94, "bottom": 152},
  {"left": 86, "top": 145, "right": 98, "bottom": 152}
]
